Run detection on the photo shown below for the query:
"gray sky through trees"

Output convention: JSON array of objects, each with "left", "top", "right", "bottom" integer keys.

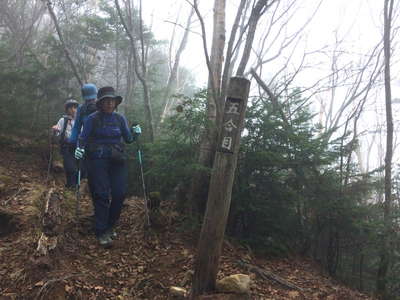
[
  {"left": 143, "top": 0, "right": 382, "bottom": 84},
  {"left": 142, "top": 0, "right": 400, "bottom": 172}
]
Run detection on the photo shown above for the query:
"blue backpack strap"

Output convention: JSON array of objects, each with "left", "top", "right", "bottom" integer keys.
[
  {"left": 115, "top": 113, "right": 125, "bottom": 129},
  {"left": 91, "top": 111, "right": 102, "bottom": 131}
]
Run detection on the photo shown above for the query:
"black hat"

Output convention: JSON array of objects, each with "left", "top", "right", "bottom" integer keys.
[{"left": 96, "top": 86, "right": 123, "bottom": 108}]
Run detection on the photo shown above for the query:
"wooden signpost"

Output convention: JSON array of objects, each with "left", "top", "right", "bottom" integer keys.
[{"left": 191, "top": 77, "right": 251, "bottom": 297}]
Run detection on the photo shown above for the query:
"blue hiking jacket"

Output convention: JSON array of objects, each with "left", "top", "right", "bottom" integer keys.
[
  {"left": 77, "top": 111, "right": 134, "bottom": 159},
  {"left": 69, "top": 101, "right": 96, "bottom": 144}
]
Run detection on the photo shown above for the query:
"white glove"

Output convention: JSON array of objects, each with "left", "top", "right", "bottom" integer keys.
[
  {"left": 132, "top": 124, "right": 142, "bottom": 135},
  {"left": 75, "top": 147, "right": 85, "bottom": 159}
]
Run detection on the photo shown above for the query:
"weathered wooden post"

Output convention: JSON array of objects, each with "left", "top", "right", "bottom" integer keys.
[{"left": 191, "top": 77, "right": 250, "bottom": 297}]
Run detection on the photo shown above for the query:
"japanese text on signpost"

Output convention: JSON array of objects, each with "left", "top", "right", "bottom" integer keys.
[{"left": 219, "top": 98, "right": 243, "bottom": 153}]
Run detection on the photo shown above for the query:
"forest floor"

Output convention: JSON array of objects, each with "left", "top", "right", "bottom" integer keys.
[{"left": 0, "top": 138, "right": 376, "bottom": 300}]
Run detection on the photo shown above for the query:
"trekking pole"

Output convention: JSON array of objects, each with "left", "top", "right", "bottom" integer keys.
[
  {"left": 75, "top": 159, "right": 81, "bottom": 222},
  {"left": 46, "top": 131, "right": 54, "bottom": 183},
  {"left": 136, "top": 138, "right": 150, "bottom": 227}
]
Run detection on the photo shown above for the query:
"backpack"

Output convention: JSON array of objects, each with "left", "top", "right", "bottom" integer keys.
[
  {"left": 86, "top": 112, "right": 125, "bottom": 147},
  {"left": 87, "top": 112, "right": 127, "bottom": 162},
  {"left": 52, "top": 116, "right": 70, "bottom": 145},
  {"left": 79, "top": 101, "right": 97, "bottom": 120},
  {"left": 59, "top": 116, "right": 70, "bottom": 145}
]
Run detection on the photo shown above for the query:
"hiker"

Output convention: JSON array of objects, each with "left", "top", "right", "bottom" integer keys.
[
  {"left": 69, "top": 83, "right": 98, "bottom": 145},
  {"left": 74, "top": 86, "right": 141, "bottom": 247},
  {"left": 68, "top": 83, "right": 98, "bottom": 194},
  {"left": 52, "top": 99, "right": 79, "bottom": 188}
]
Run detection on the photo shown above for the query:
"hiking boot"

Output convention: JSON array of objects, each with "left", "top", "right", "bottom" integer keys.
[
  {"left": 97, "top": 233, "right": 113, "bottom": 248},
  {"left": 106, "top": 228, "right": 117, "bottom": 239}
]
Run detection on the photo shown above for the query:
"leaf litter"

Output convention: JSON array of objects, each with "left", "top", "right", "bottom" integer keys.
[{"left": 0, "top": 146, "right": 376, "bottom": 299}]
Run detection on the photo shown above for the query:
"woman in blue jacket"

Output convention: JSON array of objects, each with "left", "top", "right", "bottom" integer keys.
[{"left": 75, "top": 86, "right": 141, "bottom": 247}]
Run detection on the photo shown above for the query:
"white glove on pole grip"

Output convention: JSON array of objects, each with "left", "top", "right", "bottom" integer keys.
[{"left": 75, "top": 147, "right": 85, "bottom": 159}]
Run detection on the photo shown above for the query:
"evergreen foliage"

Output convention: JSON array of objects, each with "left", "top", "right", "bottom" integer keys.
[
  {"left": 144, "top": 87, "right": 398, "bottom": 296},
  {"left": 0, "top": 37, "right": 75, "bottom": 135},
  {"left": 141, "top": 90, "right": 208, "bottom": 203}
]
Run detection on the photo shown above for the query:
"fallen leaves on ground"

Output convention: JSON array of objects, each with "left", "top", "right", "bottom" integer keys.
[{"left": 0, "top": 144, "right": 376, "bottom": 299}]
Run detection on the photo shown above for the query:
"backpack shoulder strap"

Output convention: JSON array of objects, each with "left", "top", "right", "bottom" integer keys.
[
  {"left": 80, "top": 101, "right": 97, "bottom": 119},
  {"left": 115, "top": 113, "right": 125, "bottom": 129},
  {"left": 59, "top": 116, "right": 70, "bottom": 144},
  {"left": 80, "top": 103, "right": 88, "bottom": 116},
  {"left": 90, "top": 111, "right": 101, "bottom": 130}
]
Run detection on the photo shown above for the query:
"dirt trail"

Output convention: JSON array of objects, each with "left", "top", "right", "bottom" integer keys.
[{"left": 0, "top": 143, "right": 375, "bottom": 299}]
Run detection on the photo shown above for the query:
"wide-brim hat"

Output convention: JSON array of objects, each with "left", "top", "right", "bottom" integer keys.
[{"left": 96, "top": 86, "right": 123, "bottom": 109}]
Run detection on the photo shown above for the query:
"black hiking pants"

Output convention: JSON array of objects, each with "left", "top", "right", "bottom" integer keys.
[
  {"left": 86, "top": 157, "right": 127, "bottom": 237},
  {"left": 61, "top": 145, "right": 78, "bottom": 188},
  {"left": 61, "top": 144, "right": 89, "bottom": 189}
]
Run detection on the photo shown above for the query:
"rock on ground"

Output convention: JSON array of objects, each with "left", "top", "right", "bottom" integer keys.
[{"left": 216, "top": 274, "right": 251, "bottom": 294}]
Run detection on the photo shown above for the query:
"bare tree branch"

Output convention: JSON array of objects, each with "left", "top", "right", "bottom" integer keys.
[
  {"left": 115, "top": 0, "right": 155, "bottom": 141},
  {"left": 42, "top": 0, "right": 82, "bottom": 86},
  {"left": 236, "top": 0, "right": 269, "bottom": 76},
  {"left": 160, "top": 6, "right": 195, "bottom": 124}
]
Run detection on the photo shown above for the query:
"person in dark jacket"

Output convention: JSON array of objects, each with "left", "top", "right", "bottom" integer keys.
[
  {"left": 69, "top": 83, "right": 97, "bottom": 206},
  {"left": 75, "top": 86, "right": 141, "bottom": 247},
  {"left": 69, "top": 83, "right": 98, "bottom": 145}
]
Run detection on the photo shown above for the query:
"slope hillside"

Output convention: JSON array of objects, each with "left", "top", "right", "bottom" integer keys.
[{"left": 0, "top": 138, "right": 375, "bottom": 299}]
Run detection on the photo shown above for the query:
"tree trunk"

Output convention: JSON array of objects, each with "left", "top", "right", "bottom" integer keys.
[
  {"left": 191, "top": 77, "right": 250, "bottom": 297},
  {"left": 189, "top": 0, "right": 275, "bottom": 215},
  {"left": 220, "top": 0, "right": 247, "bottom": 107},
  {"left": 359, "top": 252, "right": 364, "bottom": 291},
  {"left": 377, "top": 1, "right": 394, "bottom": 299},
  {"left": 142, "top": 81, "right": 155, "bottom": 141},
  {"left": 116, "top": 29, "right": 120, "bottom": 92},
  {"left": 124, "top": 47, "right": 135, "bottom": 114},
  {"left": 189, "top": 0, "right": 226, "bottom": 214}
]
